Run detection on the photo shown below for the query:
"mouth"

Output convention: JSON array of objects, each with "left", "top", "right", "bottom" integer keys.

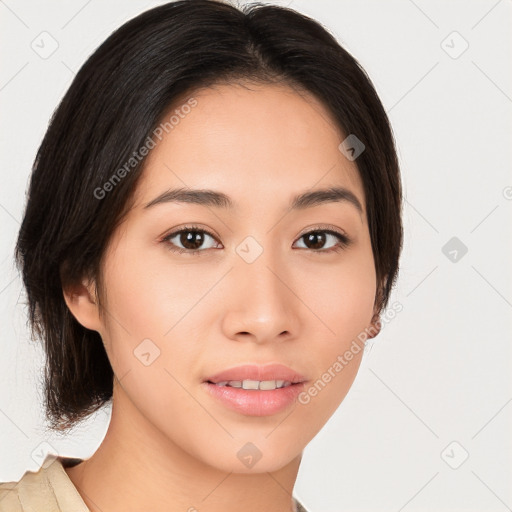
[
  {"left": 204, "top": 363, "right": 307, "bottom": 386},
  {"left": 202, "top": 364, "right": 308, "bottom": 416},
  {"left": 206, "top": 379, "right": 297, "bottom": 390}
]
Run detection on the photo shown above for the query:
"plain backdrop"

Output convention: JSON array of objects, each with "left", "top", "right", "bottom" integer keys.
[{"left": 1, "top": 1, "right": 511, "bottom": 511}]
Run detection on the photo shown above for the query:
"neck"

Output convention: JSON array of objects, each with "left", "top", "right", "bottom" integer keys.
[{"left": 65, "top": 380, "right": 302, "bottom": 512}]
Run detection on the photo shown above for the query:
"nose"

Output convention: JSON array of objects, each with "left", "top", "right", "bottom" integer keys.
[{"left": 220, "top": 240, "right": 302, "bottom": 344}]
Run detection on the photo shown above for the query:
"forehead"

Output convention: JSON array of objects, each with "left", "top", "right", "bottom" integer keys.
[{"left": 131, "top": 82, "right": 365, "bottom": 217}]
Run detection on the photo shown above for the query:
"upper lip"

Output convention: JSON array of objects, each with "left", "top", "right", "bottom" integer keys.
[{"left": 205, "top": 364, "right": 307, "bottom": 384}]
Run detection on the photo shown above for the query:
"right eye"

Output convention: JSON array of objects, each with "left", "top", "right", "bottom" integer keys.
[{"left": 161, "top": 225, "right": 222, "bottom": 255}]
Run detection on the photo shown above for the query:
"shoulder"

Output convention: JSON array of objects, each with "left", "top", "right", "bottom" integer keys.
[{"left": 0, "top": 455, "right": 89, "bottom": 512}]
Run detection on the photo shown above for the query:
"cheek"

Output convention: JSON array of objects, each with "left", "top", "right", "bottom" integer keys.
[
  {"left": 97, "top": 250, "right": 208, "bottom": 430},
  {"left": 98, "top": 241, "right": 213, "bottom": 376},
  {"left": 296, "top": 241, "right": 376, "bottom": 412},
  {"left": 302, "top": 239, "right": 377, "bottom": 342}
]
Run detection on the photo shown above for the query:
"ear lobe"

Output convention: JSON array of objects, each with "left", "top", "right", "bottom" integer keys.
[
  {"left": 62, "top": 277, "right": 102, "bottom": 332},
  {"left": 366, "top": 312, "right": 382, "bottom": 339},
  {"left": 368, "top": 275, "right": 387, "bottom": 339},
  {"left": 367, "top": 281, "right": 385, "bottom": 340}
]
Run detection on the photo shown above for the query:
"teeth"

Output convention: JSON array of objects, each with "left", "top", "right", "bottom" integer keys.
[
  {"left": 243, "top": 379, "right": 260, "bottom": 390},
  {"left": 213, "top": 379, "right": 293, "bottom": 390},
  {"left": 259, "top": 380, "right": 278, "bottom": 390}
]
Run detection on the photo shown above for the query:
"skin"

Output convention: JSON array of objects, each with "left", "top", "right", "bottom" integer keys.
[{"left": 63, "top": 82, "right": 381, "bottom": 512}]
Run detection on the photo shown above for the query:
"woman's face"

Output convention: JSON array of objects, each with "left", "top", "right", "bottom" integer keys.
[{"left": 87, "top": 82, "right": 378, "bottom": 473}]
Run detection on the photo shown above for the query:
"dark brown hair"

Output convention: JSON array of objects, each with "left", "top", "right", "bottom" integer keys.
[{"left": 15, "top": 0, "right": 403, "bottom": 431}]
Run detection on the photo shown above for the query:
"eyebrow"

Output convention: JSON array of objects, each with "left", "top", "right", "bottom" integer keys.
[{"left": 143, "top": 186, "right": 363, "bottom": 214}]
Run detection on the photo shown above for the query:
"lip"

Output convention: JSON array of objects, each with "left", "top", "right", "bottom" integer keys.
[
  {"left": 203, "top": 364, "right": 308, "bottom": 416},
  {"left": 204, "top": 364, "right": 307, "bottom": 384}
]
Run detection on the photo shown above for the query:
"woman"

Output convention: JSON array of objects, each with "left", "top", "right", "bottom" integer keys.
[{"left": 0, "top": 0, "right": 403, "bottom": 510}]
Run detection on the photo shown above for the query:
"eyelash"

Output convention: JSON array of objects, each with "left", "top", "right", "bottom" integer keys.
[{"left": 161, "top": 224, "right": 351, "bottom": 256}]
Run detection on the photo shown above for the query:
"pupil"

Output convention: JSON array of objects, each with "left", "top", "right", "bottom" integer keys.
[
  {"left": 182, "top": 231, "right": 203, "bottom": 250},
  {"left": 307, "top": 232, "right": 325, "bottom": 250}
]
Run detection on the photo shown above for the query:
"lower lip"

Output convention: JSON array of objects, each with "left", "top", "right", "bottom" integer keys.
[{"left": 203, "top": 381, "right": 307, "bottom": 416}]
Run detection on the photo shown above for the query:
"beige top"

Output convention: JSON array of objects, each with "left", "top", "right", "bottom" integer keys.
[
  {"left": 0, "top": 455, "right": 88, "bottom": 511},
  {"left": 0, "top": 455, "right": 309, "bottom": 511}
]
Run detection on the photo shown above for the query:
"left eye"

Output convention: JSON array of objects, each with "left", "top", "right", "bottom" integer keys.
[{"left": 294, "top": 230, "right": 350, "bottom": 252}]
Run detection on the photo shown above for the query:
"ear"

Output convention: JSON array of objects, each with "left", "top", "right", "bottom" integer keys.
[
  {"left": 366, "top": 311, "right": 382, "bottom": 339},
  {"left": 366, "top": 280, "right": 385, "bottom": 339},
  {"left": 62, "top": 277, "right": 103, "bottom": 333}
]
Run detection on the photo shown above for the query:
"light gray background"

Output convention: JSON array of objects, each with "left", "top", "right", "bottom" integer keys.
[{"left": 1, "top": 1, "right": 511, "bottom": 511}]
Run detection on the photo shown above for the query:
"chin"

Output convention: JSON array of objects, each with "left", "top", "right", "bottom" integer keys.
[{"left": 194, "top": 436, "right": 303, "bottom": 474}]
